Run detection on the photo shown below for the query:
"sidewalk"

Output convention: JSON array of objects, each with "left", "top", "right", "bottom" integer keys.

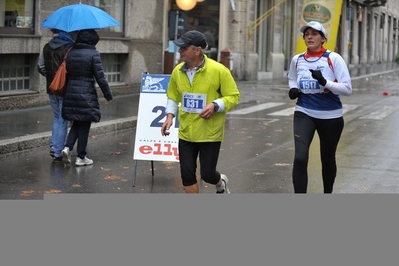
[
  {"left": 1, "top": 62, "right": 398, "bottom": 154},
  {"left": 0, "top": 94, "right": 140, "bottom": 154}
]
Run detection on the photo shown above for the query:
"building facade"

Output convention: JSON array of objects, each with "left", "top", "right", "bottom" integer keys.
[
  {"left": 0, "top": 0, "right": 165, "bottom": 110},
  {"left": 224, "top": 0, "right": 398, "bottom": 80},
  {"left": 0, "top": 0, "right": 398, "bottom": 111}
]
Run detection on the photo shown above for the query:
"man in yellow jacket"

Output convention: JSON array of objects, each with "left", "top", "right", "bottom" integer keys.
[{"left": 161, "top": 30, "right": 240, "bottom": 193}]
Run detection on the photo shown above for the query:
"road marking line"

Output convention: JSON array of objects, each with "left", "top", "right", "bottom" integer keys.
[
  {"left": 267, "top": 107, "right": 295, "bottom": 116},
  {"left": 266, "top": 104, "right": 359, "bottom": 116},
  {"left": 228, "top": 102, "right": 285, "bottom": 115},
  {"left": 343, "top": 104, "right": 359, "bottom": 114},
  {"left": 229, "top": 103, "right": 359, "bottom": 117},
  {"left": 359, "top": 106, "right": 398, "bottom": 120}
]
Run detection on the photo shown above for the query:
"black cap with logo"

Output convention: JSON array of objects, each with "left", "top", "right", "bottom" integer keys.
[{"left": 173, "top": 30, "right": 208, "bottom": 49}]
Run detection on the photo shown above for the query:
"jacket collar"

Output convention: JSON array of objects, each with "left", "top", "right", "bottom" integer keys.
[
  {"left": 304, "top": 47, "right": 327, "bottom": 59},
  {"left": 179, "top": 55, "right": 206, "bottom": 72}
]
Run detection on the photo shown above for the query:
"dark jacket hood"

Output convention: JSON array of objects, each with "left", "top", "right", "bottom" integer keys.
[
  {"left": 48, "top": 31, "right": 75, "bottom": 49},
  {"left": 76, "top": 29, "right": 100, "bottom": 46}
]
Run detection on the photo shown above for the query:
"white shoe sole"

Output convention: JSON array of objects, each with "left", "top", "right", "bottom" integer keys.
[
  {"left": 75, "top": 159, "right": 93, "bottom": 166},
  {"left": 75, "top": 162, "right": 93, "bottom": 166}
]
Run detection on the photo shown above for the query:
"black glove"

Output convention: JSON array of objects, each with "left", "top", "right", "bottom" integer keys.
[
  {"left": 309, "top": 69, "right": 327, "bottom": 86},
  {"left": 289, "top": 88, "right": 301, "bottom": 100}
]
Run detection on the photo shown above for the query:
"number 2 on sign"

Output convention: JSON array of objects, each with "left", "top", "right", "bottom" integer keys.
[{"left": 150, "top": 106, "right": 179, "bottom": 128}]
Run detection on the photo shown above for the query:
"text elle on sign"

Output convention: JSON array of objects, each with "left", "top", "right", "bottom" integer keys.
[{"left": 138, "top": 143, "right": 179, "bottom": 161}]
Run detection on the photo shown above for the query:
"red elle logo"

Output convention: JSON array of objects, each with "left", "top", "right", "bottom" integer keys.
[{"left": 139, "top": 143, "right": 179, "bottom": 161}]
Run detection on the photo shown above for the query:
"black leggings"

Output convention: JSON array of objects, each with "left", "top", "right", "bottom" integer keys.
[
  {"left": 65, "top": 121, "right": 92, "bottom": 159},
  {"left": 292, "top": 111, "right": 344, "bottom": 193},
  {"left": 178, "top": 139, "right": 221, "bottom": 187}
]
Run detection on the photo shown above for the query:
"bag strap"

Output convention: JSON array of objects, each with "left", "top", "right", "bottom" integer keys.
[{"left": 63, "top": 47, "right": 72, "bottom": 61}]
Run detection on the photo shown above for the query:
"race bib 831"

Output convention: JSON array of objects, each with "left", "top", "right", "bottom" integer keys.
[{"left": 182, "top": 92, "right": 207, "bottom": 113}]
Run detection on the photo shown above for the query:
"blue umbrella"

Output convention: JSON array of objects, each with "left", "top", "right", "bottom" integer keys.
[{"left": 41, "top": 3, "right": 120, "bottom": 32}]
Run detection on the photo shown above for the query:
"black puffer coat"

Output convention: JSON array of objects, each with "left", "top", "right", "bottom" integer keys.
[{"left": 62, "top": 30, "right": 113, "bottom": 122}]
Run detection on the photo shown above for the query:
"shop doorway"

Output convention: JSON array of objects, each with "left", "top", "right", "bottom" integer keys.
[{"left": 169, "top": 0, "right": 220, "bottom": 60}]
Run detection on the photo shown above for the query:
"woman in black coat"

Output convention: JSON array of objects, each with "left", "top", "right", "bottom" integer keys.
[{"left": 61, "top": 29, "right": 113, "bottom": 166}]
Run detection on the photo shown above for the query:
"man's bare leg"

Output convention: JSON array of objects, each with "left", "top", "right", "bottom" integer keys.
[{"left": 184, "top": 183, "right": 199, "bottom": 193}]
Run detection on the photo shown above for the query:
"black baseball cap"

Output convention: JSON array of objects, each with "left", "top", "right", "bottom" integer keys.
[{"left": 173, "top": 30, "right": 208, "bottom": 49}]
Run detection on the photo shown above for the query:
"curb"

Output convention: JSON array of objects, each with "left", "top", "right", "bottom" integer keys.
[{"left": 0, "top": 117, "right": 137, "bottom": 155}]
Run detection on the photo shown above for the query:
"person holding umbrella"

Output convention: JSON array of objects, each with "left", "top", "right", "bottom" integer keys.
[
  {"left": 61, "top": 29, "right": 113, "bottom": 166},
  {"left": 37, "top": 29, "right": 76, "bottom": 163}
]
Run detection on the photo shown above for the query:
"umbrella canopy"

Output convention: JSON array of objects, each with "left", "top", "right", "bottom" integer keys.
[{"left": 41, "top": 3, "right": 120, "bottom": 32}]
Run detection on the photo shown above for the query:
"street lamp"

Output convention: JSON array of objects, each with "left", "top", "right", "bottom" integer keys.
[{"left": 176, "top": 0, "right": 197, "bottom": 11}]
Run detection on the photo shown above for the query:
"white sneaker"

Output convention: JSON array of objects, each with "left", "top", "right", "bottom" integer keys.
[
  {"left": 217, "top": 174, "right": 230, "bottom": 194},
  {"left": 75, "top": 157, "right": 93, "bottom": 166},
  {"left": 61, "top": 147, "right": 71, "bottom": 164}
]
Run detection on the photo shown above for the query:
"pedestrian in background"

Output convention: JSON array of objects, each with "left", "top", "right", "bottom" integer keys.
[
  {"left": 161, "top": 30, "right": 240, "bottom": 193},
  {"left": 287, "top": 21, "right": 352, "bottom": 193},
  {"left": 61, "top": 29, "right": 113, "bottom": 166},
  {"left": 38, "top": 29, "right": 75, "bottom": 163}
]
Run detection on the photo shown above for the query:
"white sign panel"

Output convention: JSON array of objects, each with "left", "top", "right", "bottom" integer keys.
[{"left": 133, "top": 74, "right": 179, "bottom": 162}]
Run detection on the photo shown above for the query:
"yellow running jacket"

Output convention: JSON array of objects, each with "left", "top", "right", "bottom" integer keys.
[{"left": 167, "top": 55, "right": 240, "bottom": 142}]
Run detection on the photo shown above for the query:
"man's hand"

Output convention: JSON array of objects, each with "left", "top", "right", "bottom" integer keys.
[
  {"left": 309, "top": 69, "right": 327, "bottom": 86},
  {"left": 161, "top": 114, "right": 174, "bottom": 136},
  {"left": 199, "top": 103, "right": 215, "bottom": 119},
  {"left": 289, "top": 88, "right": 301, "bottom": 100}
]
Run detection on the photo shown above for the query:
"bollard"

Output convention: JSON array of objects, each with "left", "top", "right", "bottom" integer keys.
[
  {"left": 220, "top": 48, "right": 232, "bottom": 71},
  {"left": 164, "top": 50, "right": 174, "bottom": 74}
]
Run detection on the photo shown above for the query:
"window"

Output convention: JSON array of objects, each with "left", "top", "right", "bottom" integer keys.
[
  {"left": 91, "top": 0, "right": 124, "bottom": 37},
  {"left": 0, "top": 54, "right": 30, "bottom": 93},
  {"left": 181, "top": 0, "right": 220, "bottom": 60},
  {"left": 0, "top": 0, "right": 34, "bottom": 34},
  {"left": 101, "top": 54, "right": 122, "bottom": 83}
]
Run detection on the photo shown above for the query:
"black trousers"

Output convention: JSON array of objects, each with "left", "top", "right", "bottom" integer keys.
[
  {"left": 65, "top": 121, "right": 92, "bottom": 159},
  {"left": 292, "top": 111, "right": 344, "bottom": 193},
  {"left": 178, "top": 139, "right": 221, "bottom": 187}
]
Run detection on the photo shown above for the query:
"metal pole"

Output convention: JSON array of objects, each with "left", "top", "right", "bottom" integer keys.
[
  {"left": 173, "top": 10, "right": 180, "bottom": 69},
  {"left": 245, "top": 1, "right": 249, "bottom": 80},
  {"left": 133, "top": 160, "right": 137, "bottom": 187}
]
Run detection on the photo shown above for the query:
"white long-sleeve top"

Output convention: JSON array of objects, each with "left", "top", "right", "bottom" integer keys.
[{"left": 288, "top": 48, "right": 352, "bottom": 119}]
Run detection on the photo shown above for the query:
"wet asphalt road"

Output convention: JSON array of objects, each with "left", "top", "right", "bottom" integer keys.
[{"left": 2, "top": 67, "right": 399, "bottom": 198}]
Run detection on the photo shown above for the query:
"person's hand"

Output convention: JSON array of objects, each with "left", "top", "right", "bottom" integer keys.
[
  {"left": 309, "top": 69, "right": 327, "bottom": 86},
  {"left": 161, "top": 116, "right": 173, "bottom": 136},
  {"left": 289, "top": 88, "right": 301, "bottom": 100},
  {"left": 105, "top": 99, "right": 111, "bottom": 105},
  {"left": 199, "top": 103, "right": 215, "bottom": 119}
]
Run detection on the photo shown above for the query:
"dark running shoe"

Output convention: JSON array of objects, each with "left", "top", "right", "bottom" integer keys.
[
  {"left": 53, "top": 156, "right": 63, "bottom": 163},
  {"left": 50, "top": 148, "right": 55, "bottom": 158}
]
